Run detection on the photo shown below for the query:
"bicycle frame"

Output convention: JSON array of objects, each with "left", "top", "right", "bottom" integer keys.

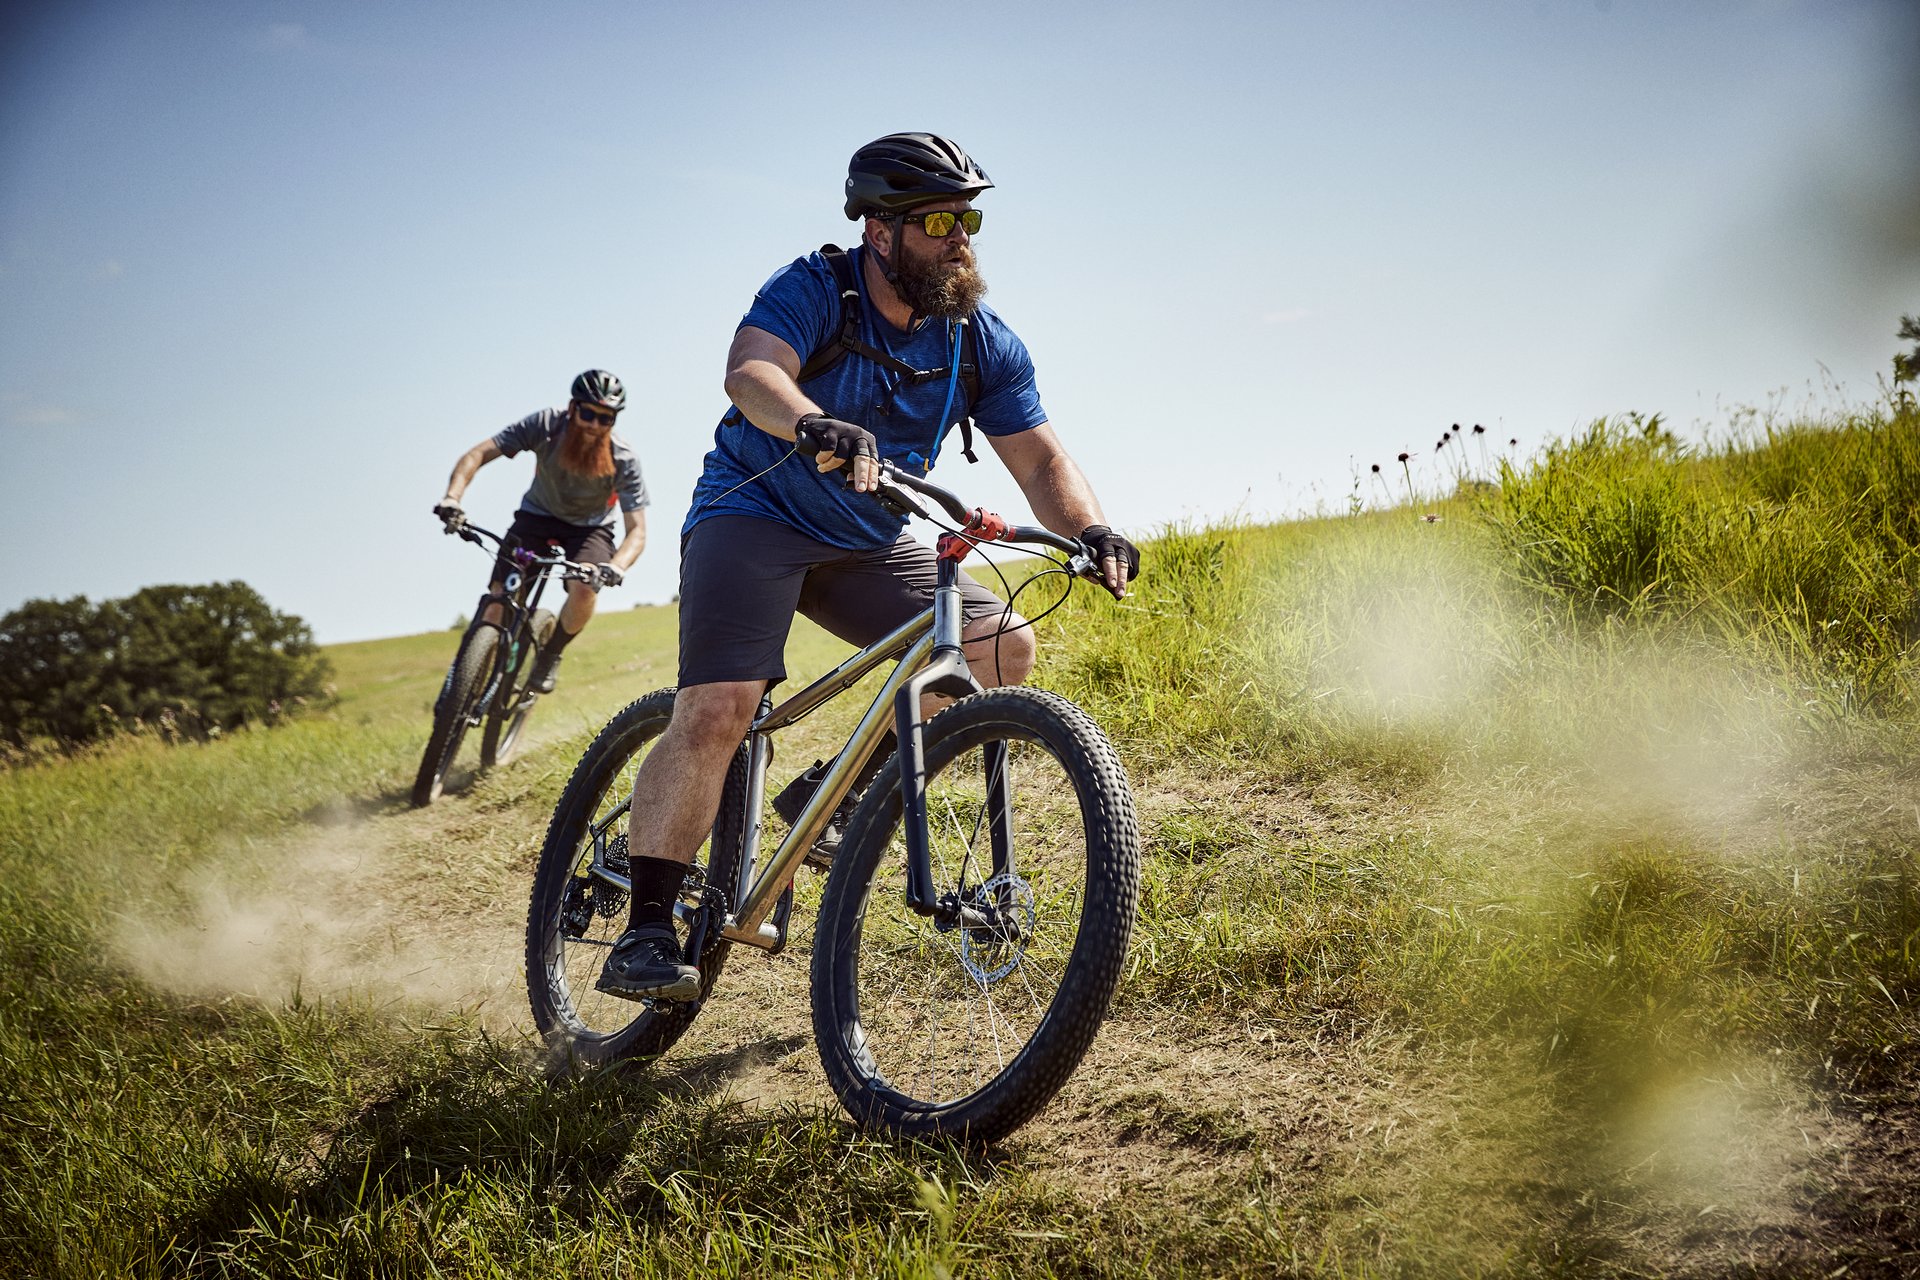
[
  {"left": 577, "top": 576, "right": 958, "bottom": 954},
  {"left": 592, "top": 569, "right": 1060, "bottom": 961},
  {"left": 581, "top": 464, "right": 1093, "bottom": 954},
  {"left": 450, "top": 535, "right": 567, "bottom": 721}
]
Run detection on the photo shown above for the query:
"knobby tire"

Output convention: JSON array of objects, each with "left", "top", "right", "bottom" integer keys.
[
  {"left": 526, "top": 687, "right": 748, "bottom": 1069},
  {"left": 810, "top": 686, "right": 1140, "bottom": 1143},
  {"left": 482, "top": 607, "right": 555, "bottom": 768},
  {"left": 410, "top": 625, "right": 500, "bottom": 808}
]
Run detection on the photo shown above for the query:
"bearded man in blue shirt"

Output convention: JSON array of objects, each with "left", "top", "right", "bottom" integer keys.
[{"left": 599, "top": 132, "right": 1141, "bottom": 1000}]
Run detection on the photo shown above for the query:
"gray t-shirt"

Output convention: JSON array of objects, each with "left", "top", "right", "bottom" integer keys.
[{"left": 491, "top": 408, "right": 648, "bottom": 528}]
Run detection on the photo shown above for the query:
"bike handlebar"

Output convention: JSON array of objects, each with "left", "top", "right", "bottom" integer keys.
[
  {"left": 446, "top": 520, "right": 602, "bottom": 584},
  {"left": 870, "top": 461, "right": 1100, "bottom": 580}
]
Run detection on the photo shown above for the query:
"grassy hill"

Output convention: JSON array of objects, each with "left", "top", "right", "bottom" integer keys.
[{"left": 2, "top": 408, "right": 1915, "bottom": 1277}]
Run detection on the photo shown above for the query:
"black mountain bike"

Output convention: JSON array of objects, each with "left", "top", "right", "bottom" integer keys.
[
  {"left": 525, "top": 462, "right": 1141, "bottom": 1143},
  {"left": 412, "top": 522, "right": 598, "bottom": 808}
]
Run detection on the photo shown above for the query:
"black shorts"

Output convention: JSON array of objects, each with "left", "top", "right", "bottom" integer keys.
[
  {"left": 677, "top": 514, "right": 1016, "bottom": 688},
  {"left": 490, "top": 510, "right": 615, "bottom": 589}
]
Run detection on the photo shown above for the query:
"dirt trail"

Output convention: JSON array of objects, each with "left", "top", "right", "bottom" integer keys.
[
  {"left": 115, "top": 758, "right": 1920, "bottom": 1275},
  {"left": 114, "top": 763, "right": 537, "bottom": 1022}
]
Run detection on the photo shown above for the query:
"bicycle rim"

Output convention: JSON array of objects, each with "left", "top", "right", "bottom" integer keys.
[
  {"left": 410, "top": 626, "right": 498, "bottom": 807},
  {"left": 526, "top": 688, "right": 744, "bottom": 1068},
  {"left": 483, "top": 608, "right": 554, "bottom": 768},
  {"left": 812, "top": 688, "right": 1139, "bottom": 1141}
]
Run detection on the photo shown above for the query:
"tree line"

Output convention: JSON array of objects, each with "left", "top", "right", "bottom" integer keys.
[{"left": 0, "top": 581, "right": 333, "bottom": 752}]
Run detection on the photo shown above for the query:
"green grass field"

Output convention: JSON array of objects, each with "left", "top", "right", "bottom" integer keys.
[{"left": 2, "top": 407, "right": 1916, "bottom": 1277}]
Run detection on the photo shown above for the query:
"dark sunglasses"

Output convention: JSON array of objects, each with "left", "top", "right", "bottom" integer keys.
[
  {"left": 897, "top": 208, "right": 982, "bottom": 237},
  {"left": 574, "top": 404, "right": 617, "bottom": 426}
]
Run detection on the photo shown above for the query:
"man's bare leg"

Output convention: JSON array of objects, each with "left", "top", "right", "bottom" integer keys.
[
  {"left": 597, "top": 679, "right": 761, "bottom": 1002},
  {"left": 625, "top": 680, "right": 764, "bottom": 865},
  {"left": 961, "top": 610, "right": 1034, "bottom": 692}
]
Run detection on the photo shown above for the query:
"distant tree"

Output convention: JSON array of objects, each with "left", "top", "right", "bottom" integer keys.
[
  {"left": 0, "top": 581, "right": 333, "bottom": 751},
  {"left": 0, "top": 596, "right": 124, "bottom": 745},
  {"left": 1895, "top": 313, "right": 1920, "bottom": 387}
]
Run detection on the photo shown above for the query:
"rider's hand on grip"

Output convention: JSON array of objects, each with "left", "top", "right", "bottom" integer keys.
[
  {"left": 1078, "top": 525, "right": 1140, "bottom": 599},
  {"left": 596, "top": 564, "right": 624, "bottom": 589},
  {"left": 795, "top": 413, "right": 879, "bottom": 491},
  {"left": 794, "top": 413, "right": 877, "bottom": 461},
  {"left": 433, "top": 501, "right": 467, "bottom": 533}
]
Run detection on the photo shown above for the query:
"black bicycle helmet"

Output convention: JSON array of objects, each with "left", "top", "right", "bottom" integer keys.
[
  {"left": 843, "top": 133, "right": 993, "bottom": 220},
  {"left": 570, "top": 369, "right": 626, "bottom": 411}
]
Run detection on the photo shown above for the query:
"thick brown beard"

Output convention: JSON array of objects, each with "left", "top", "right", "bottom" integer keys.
[
  {"left": 895, "top": 245, "right": 988, "bottom": 320},
  {"left": 558, "top": 423, "right": 615, "bottom": 478}
]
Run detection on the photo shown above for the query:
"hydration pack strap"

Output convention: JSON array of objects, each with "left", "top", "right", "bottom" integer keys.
[{"left": 803, "top": 244, "right": 983, "bottom": 463}]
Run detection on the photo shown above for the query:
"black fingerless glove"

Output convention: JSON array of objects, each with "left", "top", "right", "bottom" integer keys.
[
  {"left": 1079, "top": 525, "right": 1141, "bottom": 581},
  {"left": 794, "top": 413, "right": 878, "bottom": 461},
  {"left": 433, "top": 502, "right": 466, "bottom": 532}
]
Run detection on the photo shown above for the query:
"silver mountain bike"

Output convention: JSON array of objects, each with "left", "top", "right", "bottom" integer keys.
[{"left": 524, "top": 462, "right": 1140, "bottom": 1143}]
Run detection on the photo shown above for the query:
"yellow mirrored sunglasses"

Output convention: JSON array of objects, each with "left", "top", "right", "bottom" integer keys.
[{"left": 897, "top": 208, "right": 983, "bottom": 238}]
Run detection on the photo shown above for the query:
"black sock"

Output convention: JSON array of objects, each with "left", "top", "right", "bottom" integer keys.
[
  {"left": 628, "top": 856, "right": 687, "bottom": 931},
  {"left": 543, "top": 621, "right": 579, "bottom": 657}
]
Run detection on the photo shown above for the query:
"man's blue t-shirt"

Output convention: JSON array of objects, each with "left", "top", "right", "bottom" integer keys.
[{"left": 682, "top": 244, "right": 1048, "bottom": 549}]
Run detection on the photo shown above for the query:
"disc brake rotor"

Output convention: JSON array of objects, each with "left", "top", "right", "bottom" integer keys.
[{"left": 960, "top": 870, "right": 1035, "bottom": 985}]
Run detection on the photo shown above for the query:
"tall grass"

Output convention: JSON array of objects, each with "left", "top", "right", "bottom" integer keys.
[
  {"left": 1483, "top": 410, "right": 1920, "bottom": 714},
  {"left": 3, "top": 406, "right": 1916, "bottom": 1276},
  {"left": 1047, "top": 404, "right": 1920, "bottom": 1087},
  {"left": 1047, "top": 405, "right": 1919, "bottom": 765}
]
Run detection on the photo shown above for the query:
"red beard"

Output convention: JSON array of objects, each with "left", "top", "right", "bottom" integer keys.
[{"left": 558, "top": 423, "right": 615, "bottom": 478}]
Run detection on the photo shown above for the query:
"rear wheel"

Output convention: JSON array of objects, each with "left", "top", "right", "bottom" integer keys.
[
  {"left": 410, "top": 626, "right": 499, "bottom": 808},
  {"left": 526, "top": 688, "right": 747, "bottom": 1069},
  {"left": 482, "top": 607, "right": 555, "bottom": 768},
  {"left": 810, "top": 687, "right": 1140, "bottom": 1142}
]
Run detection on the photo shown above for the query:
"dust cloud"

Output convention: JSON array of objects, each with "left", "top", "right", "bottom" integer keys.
[
  {"left": 1298, "top": 545, "right": 1814, "bottom": 861},
  {"left": 111, "top": 812, "right": 526, "bottom": 1025}
]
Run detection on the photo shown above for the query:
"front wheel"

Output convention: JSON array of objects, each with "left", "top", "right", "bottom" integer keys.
[
  {"left": 410, "top": 625, "right": 499, "bottom": 808},
  {"left": 810, "top": 687, "right": 1140, "bottom": 1143},
  {"left": 482, "top": 607, "right": 555, "bottom": 768},
  {"left": 526, "top": 687, "right": 747, "bottom": 1069}
]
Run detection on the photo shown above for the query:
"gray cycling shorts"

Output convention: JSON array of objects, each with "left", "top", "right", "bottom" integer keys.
[{"left": 677, "top": 514, "right": 1016, "bottom": 688}]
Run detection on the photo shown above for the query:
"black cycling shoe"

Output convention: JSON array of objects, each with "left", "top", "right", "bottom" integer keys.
[
  {"left": 772, "top": 761, "right": 856, "bottom": 869},
  {"left": 595, "top": 925, "right": 700, "bottom": 1003},
  {"left": 528, "top": 649, "right": 563, "bottom": 696}
]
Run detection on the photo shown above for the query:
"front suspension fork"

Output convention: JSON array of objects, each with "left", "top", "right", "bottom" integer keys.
[{"left": 895, "top": 553, "right": 1016, "bottom": 918}]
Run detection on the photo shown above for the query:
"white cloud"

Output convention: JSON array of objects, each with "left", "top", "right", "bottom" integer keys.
[{"left": 1262, "top": 307, "right": 1311, "bottom": 325}]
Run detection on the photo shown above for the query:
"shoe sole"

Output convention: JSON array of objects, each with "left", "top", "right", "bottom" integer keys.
[{"left": 594, "top": 969, "right": 701, "bottom": 1004}]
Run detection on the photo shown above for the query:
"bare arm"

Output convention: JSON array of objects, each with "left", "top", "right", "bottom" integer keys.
[
  {"left": 988, "top": 422, "right": 1107, "bottom": 534},
  {"left": 723, "top": 327, "right": 818, "bottom": 441},
  {"left": 989, "top": 423, "right": 1130, "bottom": 599},
  {"left": 441, "top": 439, "right": 503, "bottom": 506},
  {"left": 610, "top": 507, "right": 647, "bottom": 574},
  {"left": 723, "top": 326, "right": 880, "bottom": 491}
]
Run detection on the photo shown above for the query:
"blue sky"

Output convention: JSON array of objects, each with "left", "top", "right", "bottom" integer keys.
[{"left": 3, "top": 0, "right": 1916, "bottom": 643}]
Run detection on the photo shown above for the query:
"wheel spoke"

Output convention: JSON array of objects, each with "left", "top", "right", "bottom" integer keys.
[
  {"left": 841, "top": 720, "right": 1089, "bottom": 1106},
  {"left": 815, "top": 689, "right": 1139, "bottom": 1140},
  {"left": 526, "top": 690, "right": 748, "bottom": 1068}
]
